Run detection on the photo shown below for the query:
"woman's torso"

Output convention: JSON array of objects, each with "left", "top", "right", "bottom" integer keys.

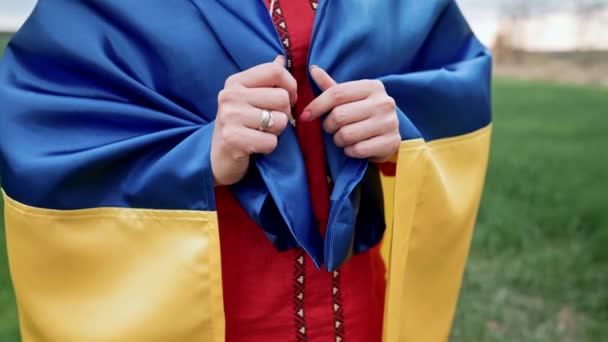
[{"left": 216, "top": 1, "right": 386, "bottom": 341}]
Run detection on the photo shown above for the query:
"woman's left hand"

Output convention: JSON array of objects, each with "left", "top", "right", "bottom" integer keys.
[{"left": 301, "top": 66, "right": 401, "bottom": 163}]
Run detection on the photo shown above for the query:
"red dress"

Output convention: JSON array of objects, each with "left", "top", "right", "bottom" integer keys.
[{"left": 216, "top": 1, "right": 386, "bottom": 341}]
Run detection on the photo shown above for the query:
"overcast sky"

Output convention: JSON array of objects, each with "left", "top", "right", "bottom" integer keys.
[
  {"left": 0, "top": 0, "right": 36, "bottom": 31},
  {"left": 0, "top": 0, "right": 593, "bottom": 27},
  {"left": 0, "top": 0, "right": 582, "bottom": 29},
  {"left": 1, "top": 0, "right": 607, "bottom": 50}
]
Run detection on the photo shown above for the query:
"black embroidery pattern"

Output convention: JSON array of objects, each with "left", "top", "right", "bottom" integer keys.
[
  {"left": 269, "top": 2, "right": 347, "bottom": 341},
  {"left": 309, "top": 0, "right": 319, "bottom": 11},
  {"left": 332, "top": 270, "right": 346, "bottom": 342},
  {"left": 268, "top": 2, "right": 308, "bottom": 340},
  {"left": 293, "top": 250, "right": 308, "bottom": 342},
  {"left": 270, "top": 0, "right": 294, "bottom": 71}
]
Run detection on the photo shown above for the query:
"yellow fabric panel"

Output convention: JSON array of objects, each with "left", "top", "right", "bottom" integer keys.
[
  {"left": 381, "top": 139, "right": 428, "bottom": 341},
  {"left": 382, "top": 126, "right": 492, "bottom": 342},
  {"left": 380, "top": 175, "right": 395, "bottom": 263},
  {"left": 3, "top": 193, "right": 225, "bottom": 342}
]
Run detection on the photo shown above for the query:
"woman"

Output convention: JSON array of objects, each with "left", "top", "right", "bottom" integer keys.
[{"left": 0, "top": 0, "right": 492, "bottom": 341}]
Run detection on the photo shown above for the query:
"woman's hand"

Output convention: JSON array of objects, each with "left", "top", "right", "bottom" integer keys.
[
  {"left": 211, "top": 56, "right": 297, "bottom": 186},
  {"left": 301, "top": 66, "right": 400, "bottom": 163}
]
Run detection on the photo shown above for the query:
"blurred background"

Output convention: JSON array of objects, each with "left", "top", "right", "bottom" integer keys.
[{"left": 0, "top": 0, "right": 606, "bottom": 341}]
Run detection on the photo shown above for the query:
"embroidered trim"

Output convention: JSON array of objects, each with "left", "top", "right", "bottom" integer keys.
[
  {"left": 293, "top": 249, "right": 308, "bottom": 342},
  {"left": 309, "top": 0, "right": 319, "bottom": 11},
  {"left": 267, "top": 2, "right": 309, "bottom": 340},
  {"left": 332, "top": 270, "right": 346, "bottom": 342},
  {"left": 269, "top": 0, "right": 294, "bottom": 71}
]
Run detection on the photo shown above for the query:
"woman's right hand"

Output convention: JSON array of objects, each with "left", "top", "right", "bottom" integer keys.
[{"left": 211, "top": 56, "right": 297, "bottom": 186}]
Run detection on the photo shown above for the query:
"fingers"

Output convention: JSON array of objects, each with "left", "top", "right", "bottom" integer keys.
[
  {"left": 303, "top": 67, "right": 382, "bottom": 122},
  {"left": 332, "top": 116, "right": 390, "bottom": 148},
  {"left": 225, "top": 56, "right": 298, "bottom": 105},
  {"left": 244, "top": 87, "right": 295, "bottom": 124},
  {"left": 309, "top": 64, "right": 337, "bottom": 91},
  {"left": 322, "top": 100, "right": 375, "bottom": 134},
  {"left": 219, "top": 126, "right": 279, "bottom": 159},
  {"left": 344, "top": 133, "right": 401, "bottom": 162},
  {"left": 243, "top": 107, "right": 289, "bottom": 136},
  {"left": 218, "top": 86, "right": 295, "bottom": 127},
  {"left": 212, "top": 56, "right": 296, "bottom": 186},
  {"left": 239, "top": 128, "right": 279, "bottom": 155},
  {"left": 217, "top": 101, "right": 288, "bottom": 136}
]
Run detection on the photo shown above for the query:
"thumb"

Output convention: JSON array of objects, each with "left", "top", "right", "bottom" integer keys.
[{"left": 310, "top": 65, "right": 337, "bottom": 91}]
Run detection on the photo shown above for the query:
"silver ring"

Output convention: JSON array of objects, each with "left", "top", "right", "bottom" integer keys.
[{"left": 259, "top": 109, "right": 274, "bottom": 131}]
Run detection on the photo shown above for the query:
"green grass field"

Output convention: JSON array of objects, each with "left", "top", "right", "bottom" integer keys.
[
  {"left": 0, "top": 30, "right": 17, "bottom": 331},
  {"left": 0, "top": 33, "right": 10, "bottom": 57},
  {"left": 1, "top": 35, "right": 607, "bottom": 341},
  {"left": 452, "top": 79, "right": 608, "bottom": 341},
  {"left": 0, "top": 33, "right": 20, "bottom": 341}
]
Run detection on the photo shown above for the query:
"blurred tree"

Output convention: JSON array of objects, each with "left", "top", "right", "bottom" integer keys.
[
  {"left": 492, "top": 0, "right": 601, "bottom": 63},
  {"left": 495, "top": 0, "right": 532, "bottom": 63},
  {"left": 573, "top": 0, "right": 607, "bottom": 52}
]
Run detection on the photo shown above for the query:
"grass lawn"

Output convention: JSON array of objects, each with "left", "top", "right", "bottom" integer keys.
[
  {"left": 0, "top": 24, "right": 18, "bottom": 326},
  {"left": 0, "top": 33, "right": 20, "bottom": 342},
  {"left": 0, "top": 33, "right": 10, "bottom": 58},
  {"left": 0, "top": 34, "right": 607, "bottom": 340},
  {"left": 452, "top": 79, "right": 608, "bottom": 341}
]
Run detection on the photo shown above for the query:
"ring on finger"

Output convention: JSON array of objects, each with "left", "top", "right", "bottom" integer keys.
[{"left": 259, "top": 109, "right": 274, "bottom": 131}]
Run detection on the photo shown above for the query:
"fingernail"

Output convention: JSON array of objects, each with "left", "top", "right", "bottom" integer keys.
[
  {"left": 300, "top": 110, "right": 311, "bottom": 122},
  {"left": 289, "top": 118, "right": 297, "bottom": 127},
  {"left": 277, "top": 112, "right": 294, "bottom": 127}
]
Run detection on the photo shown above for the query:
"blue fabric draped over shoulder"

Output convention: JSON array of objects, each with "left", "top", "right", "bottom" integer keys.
[{"left": 0, "top": 0, "right": 491, "bottom": 271}]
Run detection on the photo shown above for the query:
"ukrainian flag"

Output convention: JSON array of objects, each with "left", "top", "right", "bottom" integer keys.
[{"left": 0, "top": 1, "right": 491, "bottom": 341}]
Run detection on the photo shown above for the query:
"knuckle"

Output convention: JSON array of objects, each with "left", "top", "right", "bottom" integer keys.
[
  {"left": 218, "top": 88, "right": 242, "bottom": 106},
  {"left": 385, "top": 96, "right": 397, "bottom": 111},
  {"left": 283, "top": 107, "right": 293, "bottom": 119},
  {"left": 388, "top": 116, "right": 400, "bottom": 131},
  {"left": 349, "top": 144, "right": 365, "bottom": 158},
  {"left": 218, "top": 89, "right": 231, "bottom": 105},
  {"left": 379, "top": 113, "right": 398, "bottom": 132},
  {"left": 371, "top": 97, "right": 384, "bottom": 110},
  {"left": 340, "top": 128, "right": 355, "bottom": 145},
  {"left": 262, "top": 135, "right": 278, "bottom": 154},
  {"left": 288, "top": 77, "right": 298, "bottom": 93},
  {"left": 269, "top": 64, "right": 284, "bottom": 81},
  {"left": 220, "top": 104, "right": 239, "bottom": 121},
  {"left": 330, "top": 87, "right": 347, "bottom": 103},
  {"left": 271, "top": 113, "right": 288, "bottom": 134},
  {"left": 345, "top": 148, "right": 354, "bottom": 158},
  {"left": 387, "top": 135, "right": 401, "bottom": 154},
  {"left": 332, "top": 108, "right": 348, "bottom": 127},
  {"left": 322, "top": 116, "right": 334, "bottom": 132},
  {"left": 333, "top": 134, "right": 343, "bottom": 147},
  {"left": 374, "top": 80, "right": 386, "bottom": 91},
  {"left": 335, "top": 128, "right": 352, "bottom": 147},
  {"left": 392, "top": 134, "right": 402, "bottom": 147},
  {"left": 224, "top": 74, "right": 238, "bottom": 88},
  {"left": 276, "top": 113, "right": 289, "bottom": 131},
  {"left": 278, "top": 88, "right": 290, "bottom": 105},
  {"left": 375, "top": 96, "right": 396, "bottom": 112}
]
